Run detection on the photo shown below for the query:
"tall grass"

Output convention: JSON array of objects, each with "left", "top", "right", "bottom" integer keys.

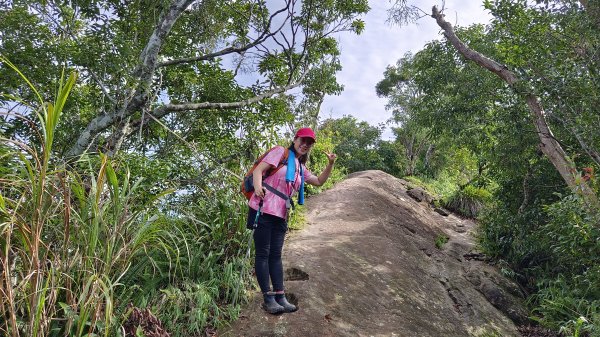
[
  {"left": 0, "top": 63, "right": 180, "bottom": 335},
  {"left": 94, "top": 172, "right": 253, "bottom": 336},
  {"left": 444, "top": 185, "right": 493, "bottom": 219},
  {"left": 0, "top": 63, "right": 82, "bottom": 336},
  {"left": 0, "top": 61, "right": 255, "bottom": 336}
]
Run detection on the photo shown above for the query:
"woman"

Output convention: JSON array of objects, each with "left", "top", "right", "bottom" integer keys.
[{"left": 247, "top": 127, "right": 337, "bottom": 314}]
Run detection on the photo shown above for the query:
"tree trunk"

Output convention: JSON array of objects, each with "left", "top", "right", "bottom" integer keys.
[
  {"left": 431, "top": 6, "right": 599, "bottom": 207},
  {"left": 424, "top": 143, "right": 434, "bottom": 173}
]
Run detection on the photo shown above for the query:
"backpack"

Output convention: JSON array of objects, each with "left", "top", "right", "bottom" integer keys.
[{"left": 241, "top": 147, "right": 289, "bottom": 200}]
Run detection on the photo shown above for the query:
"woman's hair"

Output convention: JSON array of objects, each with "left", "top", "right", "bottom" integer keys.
[{"left": 288, "top": 142, "right": 308, "bottom": 164}]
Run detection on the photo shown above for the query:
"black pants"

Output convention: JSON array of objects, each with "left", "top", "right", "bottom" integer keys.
[{"left": 247, "top": 207, "right": 287, "bottom": 293}]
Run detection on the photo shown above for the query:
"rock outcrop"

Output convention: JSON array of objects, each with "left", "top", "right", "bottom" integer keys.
[{"left": 223, "top": 170, "right": 527, "bottom": 337}]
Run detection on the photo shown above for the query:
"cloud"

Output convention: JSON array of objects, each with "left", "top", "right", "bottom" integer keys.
[{"left": 320, "top": 1, "right": 492, "bottom": 139}]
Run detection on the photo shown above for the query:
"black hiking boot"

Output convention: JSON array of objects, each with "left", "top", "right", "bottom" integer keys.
[
  {"left": 262, "top": 292, "right": 284, "bottom": 314},
  {"left": 275, "top": 293, "right": 298, "bottom": 313}
]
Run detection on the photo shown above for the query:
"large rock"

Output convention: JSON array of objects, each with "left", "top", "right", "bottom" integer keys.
[
  {"left": 222, "top": 170, "right": 526, "bottom": 337},
  {"left": 407, "top": 186, "right": 434, "bottom": 204}
]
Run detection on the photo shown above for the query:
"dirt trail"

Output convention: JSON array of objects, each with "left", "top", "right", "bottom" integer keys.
[{"left": 222, "top": 170, "right": 527, "bottom": 337}]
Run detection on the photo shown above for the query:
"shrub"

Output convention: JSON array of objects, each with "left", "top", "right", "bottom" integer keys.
[
  {"left": 479, "top": 193, "right": 600, "bottom": 335},
  {"left": 532, "top": 270, "right": 600, "bottom": 336},
  {"left": 444, "top": 185, "right": 492, "bottom": 218},
  {"left": 540, "top": 194, "right": 600, "bottom": 276},
  {"left": 435, "top": 234, "right": 449, "bottom": 249}
]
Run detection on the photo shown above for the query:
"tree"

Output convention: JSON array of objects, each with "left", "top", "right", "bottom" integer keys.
[
  {"left": 0, "top": 0, "right": 369, "bottom": 159},
  {"left": 376, "top": 42, "right": 499, "bottom": 180},
  {"left": 319, "top": 116, "right": 386, "bottom": 173},
  {"left": 377, "top": 20, "right": 564, "bottom": 213},
  {"left": 431, "top": 2, "right": 599, "bottom": 207},
  {"left": 382, "top": 3, "right": 600, "bottom": 332},
  {"left": 377, "top": 53, "right": 433, "bottom": 177}
]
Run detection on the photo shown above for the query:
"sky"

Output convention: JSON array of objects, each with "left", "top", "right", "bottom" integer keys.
[{"left": 320, "top": 0, "right": 493, "bottom": 139}]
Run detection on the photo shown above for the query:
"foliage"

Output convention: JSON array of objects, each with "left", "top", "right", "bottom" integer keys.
[
  {"left": 287, "top": 204, "right": 307, "bottom": 231},
  {"left": 540, "top": 194, "right": 600, "bottom": 276},
  {"left": 0, "top": 0, "right": 369, "bottom": 159},
  {"left": 0, "top": 64, "right": 257, "bottom": 336},
  {"left": 305, "top": 126, "right": 346, "bottom": 195},
  {"left": 532, "top": 271, "right": 600, "bottom": 336},
  {"left": 401, "top": 175, "right": 445, "bottom": 203},
  {"left": 484, "top": 0, "right": 600, "bottom": 170},
  {"left": 0, "top": 69, "right": 166, "bottom": 336},
  {"left": 318, "top": 115, "right": 387, "bottom": 173},
  {"left": 128, "top": 182, "right": 253, "bottom": 336},
  {"left": 478, "top": 192, "right": 600, "bottom": 334},
  {"left": 401, "top": 175, "right": 429, "bottom": 190},
  {"left": 381, "top": 1, "right": 600, "bottom": 333},
  {"left": 444, "top": 185, "right": 493, "bottom": 219},
  {"left": 435, "top": 234, "right": 449, "bottom": 249},
  {"left": 376, "top": 139, "right": 405, "bottom": 177}
]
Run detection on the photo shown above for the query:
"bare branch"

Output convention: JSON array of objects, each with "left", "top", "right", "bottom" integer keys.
[
  {"left": 86, "top": 68, "right": 117, "bottom": 105},
  {"left": 232, "top": 50, "right": 247, "bottom": 77},
  {"left": 157, "top": 1, "right": 291, "bottom": 68},
  {"left": 387, "top": 1, "right": 421, "bottom": 26}
]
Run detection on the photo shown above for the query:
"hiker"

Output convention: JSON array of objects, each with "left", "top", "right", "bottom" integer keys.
[{"left": 247, "top": 127, "right": 336, "bottom": 314}]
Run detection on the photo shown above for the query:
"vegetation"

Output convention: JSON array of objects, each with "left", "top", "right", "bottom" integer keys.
[
  {"left": 2, "top": 0, "right": 600, "bottom": 336},
  {"left": 445, "top": 185, "right": 493, "bottom": 219},
  {"left": 380, "top": 0, "right": 600, "bottom": 335},
  {"left": 0, "top": 67, "right": 254, "bottom": 336},
  {"left": 434, "top": 234, "right": 449, "bottom": 249},
  {"left": 0, "top": 0, "right": 365, "bottom": 335},
  {"left": 318, "top": 116, "right": 389, "bottom": 174}
]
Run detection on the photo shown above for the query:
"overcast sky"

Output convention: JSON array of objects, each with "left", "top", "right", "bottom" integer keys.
[{"left": 320, "top": 1, "right": 492, "bottom": 139}]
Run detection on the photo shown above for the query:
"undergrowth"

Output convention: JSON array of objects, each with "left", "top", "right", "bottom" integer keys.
[{"left": 0, "top": 64, "right": 253, "bottom": 336}]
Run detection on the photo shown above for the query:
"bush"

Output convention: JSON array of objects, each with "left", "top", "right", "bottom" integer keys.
[
  {"left": 540, "top": 194, "right": 600, "bottom": 276},
  {"left": 532, "top": 270, "right": 600, "bottom": 336},
  {"left": 444, "top": 185, "right": 492, "bottom": 218},
  {"left": 435, "top": 234, "right": 449, "bottom": 249},
  {"left": 479, "top": 193, "right": 600, "bottom": 335}
]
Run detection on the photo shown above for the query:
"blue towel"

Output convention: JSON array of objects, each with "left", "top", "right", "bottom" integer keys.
[
  {"left": 286, "top": 150, "right": 295, "bottom": 182},
  {"left": 286, "top": 150, "right": 305, "bottom": 205}
]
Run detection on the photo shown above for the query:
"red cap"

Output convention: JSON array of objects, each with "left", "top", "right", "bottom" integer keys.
[{"left": 295, "top": 127, "right": 316, "bottom": 141}]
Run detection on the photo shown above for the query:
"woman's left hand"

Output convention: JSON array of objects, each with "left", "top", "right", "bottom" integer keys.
[{"left": 326, "top": 153, "right": 337, "bottom": 165}]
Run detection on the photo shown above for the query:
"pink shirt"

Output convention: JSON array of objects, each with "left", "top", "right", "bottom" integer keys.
[{"left": 248, "top": 146, "right": 314, "bottom": 219}]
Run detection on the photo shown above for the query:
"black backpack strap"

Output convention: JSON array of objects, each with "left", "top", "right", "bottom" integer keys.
[{"left": 263, "top": 182, "right": 289, "bottom": 201}]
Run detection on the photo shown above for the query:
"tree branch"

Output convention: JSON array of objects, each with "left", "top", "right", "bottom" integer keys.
[
  {"left": 104, "top": 80, "right": 303, "bottom": 148},
  {"left": 67, "top": 0, "right": 194, "bottom": 158},
  {"left": 431, "top": 5, "right": 599, "bottom": 207},
  {"left": 157, "top": 1, "right": 291, "bottom": 67},
  {"left": 160, "top": 81, "right": 301, "bottom": 113}
]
